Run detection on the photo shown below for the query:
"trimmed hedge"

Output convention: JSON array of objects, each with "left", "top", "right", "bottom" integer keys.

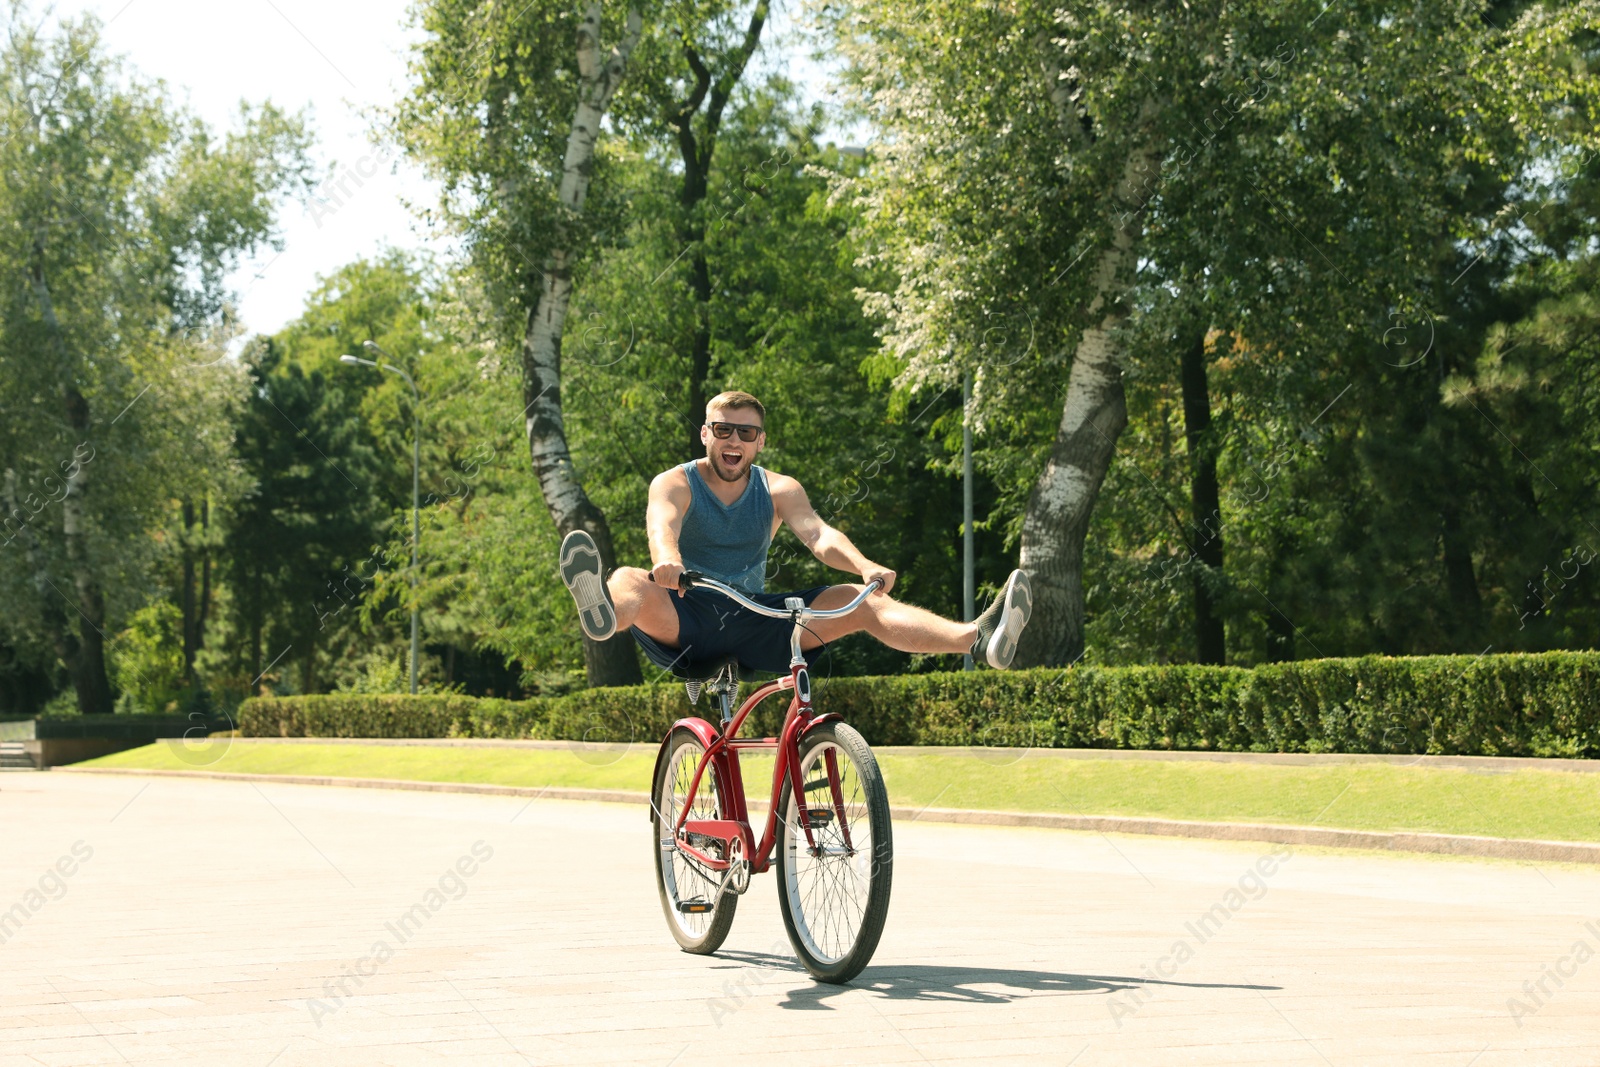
[{"left": 238, "top": 651, "right": 1600, "bottom": 758}]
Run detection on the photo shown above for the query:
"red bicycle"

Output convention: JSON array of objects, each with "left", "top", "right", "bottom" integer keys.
[{"left": 648, "top": 572, "right": 893, "bottom": 984}]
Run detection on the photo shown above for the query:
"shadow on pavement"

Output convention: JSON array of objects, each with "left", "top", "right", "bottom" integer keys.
[{"left": 712, "top": 950, "right": 1280, "bottom": 1010}]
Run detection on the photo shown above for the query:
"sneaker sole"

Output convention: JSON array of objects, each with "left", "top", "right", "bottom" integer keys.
[
  {"left": 985, "top": 570, "right": 1033, "bottom": 670},
  {"left": 559, "top": 530, "right": 617, "bottom": 641}
]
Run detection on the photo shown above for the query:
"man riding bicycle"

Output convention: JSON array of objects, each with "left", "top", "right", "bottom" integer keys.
[{"left": 558, "top": 390, "right": 1032, "bottom": 675}]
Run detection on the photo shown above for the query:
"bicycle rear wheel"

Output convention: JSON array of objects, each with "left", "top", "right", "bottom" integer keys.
[
  {"left": 775, "top": 721, "right": 893, "bottom": 983},
  {"left": 652, "top": 725, "right": 738, "bottom": 954}
]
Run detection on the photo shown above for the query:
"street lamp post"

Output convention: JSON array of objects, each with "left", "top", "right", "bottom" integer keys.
[
  {"left": 340, "top": 341, "right": 420, "bottom": 695},
  {"left": 962, "top": 370, "right": 974, "bottom": 672}
]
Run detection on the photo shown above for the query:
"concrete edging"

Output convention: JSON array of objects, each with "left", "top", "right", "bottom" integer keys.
[{"left": 58, "top": 765, "right": 1600, "bottom": 865}]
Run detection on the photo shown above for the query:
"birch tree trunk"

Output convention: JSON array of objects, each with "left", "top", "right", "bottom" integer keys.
[
  {"left": 522, "top": 2, "right": 645, "bottom": 687},
  {"left": 1015, "top": 141, "right": 1160, "bottom": 668}
]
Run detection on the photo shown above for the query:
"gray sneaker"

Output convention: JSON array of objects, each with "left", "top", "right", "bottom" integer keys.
[
  {"left": 970, "top": 570, "right": 1032, "bottom": 669},
  {"left": 559, "top": 530, "right": 616, "bottom": 641}
]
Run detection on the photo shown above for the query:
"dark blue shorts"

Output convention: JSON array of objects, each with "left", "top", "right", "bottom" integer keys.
[{"left": 631, "top": 585, "right": 832, "bottom": 677}]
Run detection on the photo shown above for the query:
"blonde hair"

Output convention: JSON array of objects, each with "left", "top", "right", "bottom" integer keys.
[{"left": 706, "top": 390, "right": 765, "bottom": 423}]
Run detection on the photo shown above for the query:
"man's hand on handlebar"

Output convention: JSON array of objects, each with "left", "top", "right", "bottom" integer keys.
[
  {"left": 862, "top": 566, "right": 896, "bottom": 596},
  {"left": 651, "top": 560, "right": 688, "bottom": 595}
]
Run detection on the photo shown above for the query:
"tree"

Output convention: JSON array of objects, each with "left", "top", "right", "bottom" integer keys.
[
  {"left": 565, "top": 83, "right": 977, "bottom": 675},
  {"left": 370, "top": 85, "right": 980, "bottom": 685},
  {"left": 624, "top": 1, "right": 770, "bottom": 455},
  {"left": 209, "top": 337, "right": 389, "bottom": 695},
  {"left": 828, "top": 0, "right": 1600, "bottom": 665},
  {"left": 109, "top": 601, "right": 185, "bottom": 712},
  {"left": 395, "top": 0, "right": 648, "bottom": 686},
  {"left": 0, "top": 5, "right": 311, "bottom": 712},
  {"left": 325, "top": 259, "right": 554, "bottom": 693}
]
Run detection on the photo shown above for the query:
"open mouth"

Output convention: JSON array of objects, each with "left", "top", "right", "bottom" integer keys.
[{"left": 720, "top": 450, "right": 743, "bottom": 467}]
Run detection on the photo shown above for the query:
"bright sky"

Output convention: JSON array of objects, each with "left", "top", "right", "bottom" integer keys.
[{"left": 57, "top": 0, "right": 848, "bottom": 340}]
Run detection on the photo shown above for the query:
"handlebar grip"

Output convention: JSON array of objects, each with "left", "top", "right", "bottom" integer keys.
[{"left": 646, "top": 569, "right": 707, "bottom": 590}]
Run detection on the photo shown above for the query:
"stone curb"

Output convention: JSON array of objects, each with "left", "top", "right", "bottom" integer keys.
[{"left": 58, "top": 765, "right": 1600, "bottom": 865}]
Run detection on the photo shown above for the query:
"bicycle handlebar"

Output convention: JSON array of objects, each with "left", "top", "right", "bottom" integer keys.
[{"left": 649, "top": 570, "right": 882, "bottom": 620}]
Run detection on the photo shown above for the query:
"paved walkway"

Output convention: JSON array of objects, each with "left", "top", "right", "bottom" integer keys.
[{"left": 3, "top": 773, "right": 1597, "bottom": 1065}]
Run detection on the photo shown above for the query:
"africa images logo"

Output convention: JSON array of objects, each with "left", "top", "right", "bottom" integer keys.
[
  {"left": 0, "top": 840, "right": 94, "bottom": 946},
  {"left": 306, "top": 840, "right": 494, "bottom": 1027}
]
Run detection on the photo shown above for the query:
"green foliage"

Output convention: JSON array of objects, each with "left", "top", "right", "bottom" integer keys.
[
  {"left": 393, "top": 0, "right": 638, "bottom": 347},
  {"left": 241, "top": 651, "right": 1600, "bottom": 758},
  {"left": 1240, "top": 654, "right": 1600, "bottom": 758},
  {"left": 39, "top": 688, "right": 79, "bottom": 718},
  {"left": 13, "top": 0, "right": 1600, "bottom": 718},
  {"left": 560, "top": 85, "right": 982, "bottom": 675},
  {"left": 205, "top": 334, "right": 391, "bottom": 694},
  {"left": 336, "top": 655, "right": 412, "bottom": 695},
  {"left": 392, "top": 75, "right": 985, "bottom": 684},
  {"left": 201, "top": 253, "right": 541, "bottom": 695},
  {"left": 389, "top": 0, "right": 989, "bottom": 680},
  {"left": 242, "top": 692, "right": 555, "bottom": 739},
  {"left": 109, "top": 602, "right": 186, "bottom": 713},
  {"left": 0, "top": 4, "right": 313, "bottom": 711},
  {"left": 829, "top": 0, "right": 1600, "bottom": 666}
]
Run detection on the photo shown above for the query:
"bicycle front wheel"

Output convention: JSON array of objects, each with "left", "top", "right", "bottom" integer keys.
[
  {"left": 652, "top": 725, "right": 738, "bottom": 954},
  {"left": 775, "top": 721, "right": 893, "bottom": 983}
]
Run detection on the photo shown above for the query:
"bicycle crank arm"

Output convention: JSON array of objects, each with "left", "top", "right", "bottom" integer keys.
[
  {"left": 717, "top": 858, "right": 751, "bottom": 897},
  {"left": 718, "top": 836, "right": 751, "bottom": 896}
]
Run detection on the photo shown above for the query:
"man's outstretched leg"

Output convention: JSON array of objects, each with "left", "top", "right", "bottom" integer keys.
[
  {"left": 605, "top": 566, "right": 679, "bottom": 643},
  {"left": 560, "top": 530, "right": 680, "bottom": 644},
  {"left": 806, "top": 570, "right": 1032, "bottom": 669},
  {"left": 559, "top": 530, "right": 617, "bottom": 640},
  {"left": 970, "top": 571, "right": 1033, "bottom": 667}
]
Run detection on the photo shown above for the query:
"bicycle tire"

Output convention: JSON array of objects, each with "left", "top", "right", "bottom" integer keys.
[
  {"left": 652, "top": 724, "right": 738, "bottom": 954},
  {"left": 775, "top": 721, "right": 893, "bottom": 983}
]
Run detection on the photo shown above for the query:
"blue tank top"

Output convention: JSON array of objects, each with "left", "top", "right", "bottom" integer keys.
[{"left": 678, "top": 460, "right": 773, "bottom": 594}]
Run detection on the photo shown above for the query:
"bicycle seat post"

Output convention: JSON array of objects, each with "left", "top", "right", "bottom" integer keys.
[{"left": 713, "top": 662, "right": 738, "bottom": 728}]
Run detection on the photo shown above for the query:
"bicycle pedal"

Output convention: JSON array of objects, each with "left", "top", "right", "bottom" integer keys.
[
  {"left": 805, "top": 807, "right": 834, "bottom": 825},
  {"left": 677, "top": 899, "right": 715, "bottom": 914}
]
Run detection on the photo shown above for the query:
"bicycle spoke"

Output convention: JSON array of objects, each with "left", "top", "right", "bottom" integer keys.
[
  {"left": 660, "top": 738, "right": 724, "bottom": 939},
  {"left": 784, "top": 740, "right": 879, "bottom": 964}
]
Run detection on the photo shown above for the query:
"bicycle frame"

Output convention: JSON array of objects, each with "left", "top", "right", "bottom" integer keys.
[{"left": 659, "top": 577, "right": 879, "bottom": 878}]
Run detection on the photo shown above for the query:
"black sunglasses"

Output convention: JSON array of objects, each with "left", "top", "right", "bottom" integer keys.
[{"left": 708, "top": 421, "right": 762, "bottom": 442}]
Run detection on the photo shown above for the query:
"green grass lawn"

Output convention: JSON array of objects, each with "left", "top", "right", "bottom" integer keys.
[{"left": 80, "top": 741, "right": 1600, "bottom": 844}]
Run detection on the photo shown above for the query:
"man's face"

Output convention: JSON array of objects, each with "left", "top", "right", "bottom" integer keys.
[{"left": 701, "top": 406, "right": 764, "bottom": 482}]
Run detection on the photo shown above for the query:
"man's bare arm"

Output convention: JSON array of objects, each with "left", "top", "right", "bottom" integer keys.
[
  {"left": 647, "top": 468, "right": 692, "bottom": 593},
  {"left": 769, "top": 473, "right": 896, "bottom": 594}
]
